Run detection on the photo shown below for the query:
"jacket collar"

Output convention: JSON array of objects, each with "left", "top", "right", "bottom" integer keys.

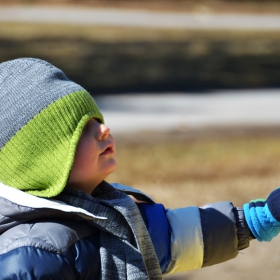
[{"left": 0, "top": 182, "right": 106, "bottom": 220}]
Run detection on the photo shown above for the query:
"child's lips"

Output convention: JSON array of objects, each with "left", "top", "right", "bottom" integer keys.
[{"left": 100, "top": 145, "right": 114, "bottom": 156}]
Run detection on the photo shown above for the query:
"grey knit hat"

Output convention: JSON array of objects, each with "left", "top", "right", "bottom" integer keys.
[{"left": 0, "top": 58, "right": 103, "bottom": 197}]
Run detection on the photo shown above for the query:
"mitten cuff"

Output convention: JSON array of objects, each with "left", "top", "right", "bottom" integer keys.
[{"left": 244, "top": 196, "right": 280, "bottom": 242}]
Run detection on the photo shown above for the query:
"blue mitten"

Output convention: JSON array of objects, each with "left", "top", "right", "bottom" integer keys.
[{"left": 244, "top": 187, "right": 280, "bottom": 242}]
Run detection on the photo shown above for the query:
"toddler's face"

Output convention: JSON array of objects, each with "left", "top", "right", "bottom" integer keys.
[{"left": 67, "top": 118, "right": 117, "bottom": 193}]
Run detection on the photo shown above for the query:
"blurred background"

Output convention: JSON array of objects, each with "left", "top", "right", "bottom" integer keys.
[{"left": 1, "top": 1, "right": 280, "bottom": 279}]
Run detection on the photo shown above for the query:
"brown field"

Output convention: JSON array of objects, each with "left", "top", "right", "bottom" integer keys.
[{"left": 107, "top": 126, "right": 280, "bottom": 279}]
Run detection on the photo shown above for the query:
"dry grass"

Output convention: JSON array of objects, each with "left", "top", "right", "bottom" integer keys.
[
  {"left": 1, "top": 0, "right": 280, "bottom": 14},
  {"left": 107, "top": 126, "right": 280, "bottom": 280},
  {"left": 2, "top": 22, "right": 280, "bottom": 42},
  {"left": 0, "top": 22, "right": 280, "bottom": 92},
  {"left": 108, "top": 126, "right": 280, "bottom": 208}
]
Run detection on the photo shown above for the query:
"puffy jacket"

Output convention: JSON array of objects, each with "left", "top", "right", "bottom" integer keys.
[{"left": 0, "top": 182, "right": 252, "bottom": 279}]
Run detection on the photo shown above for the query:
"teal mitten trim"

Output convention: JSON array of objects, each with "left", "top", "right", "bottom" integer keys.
[{"left": 244, "top": 188, "right": 280, "bottom": 242}]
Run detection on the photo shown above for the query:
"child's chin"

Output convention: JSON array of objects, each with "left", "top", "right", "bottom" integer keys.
[{"left": 105, "top": 160, "right": 117, "bottom": 175}]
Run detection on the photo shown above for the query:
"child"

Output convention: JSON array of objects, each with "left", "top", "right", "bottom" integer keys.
[{"left": 0, "top": 57, "right": 279, "bottom": 279}]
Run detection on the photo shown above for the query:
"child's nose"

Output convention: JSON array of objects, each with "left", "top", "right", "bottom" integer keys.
[{"left": 98, "top": 124, "right": 110, "bottom": 140}]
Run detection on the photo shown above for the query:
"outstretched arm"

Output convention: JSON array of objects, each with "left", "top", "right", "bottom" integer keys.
[
  {"left": 114, "top": 182, "right": 280, "bottom": 275},
  {"left": 138, "top": 201, "right": 252, "bottom": 275},
  {"left": 164, "top": 201, "right": 252, "bottom": 274}
]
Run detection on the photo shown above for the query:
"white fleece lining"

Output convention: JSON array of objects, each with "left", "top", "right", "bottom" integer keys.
[
  {"left": 0, "top": 182, "right": 106, "bottom": 219},
  {"left": 165, "top": 206, "right": 204, "bottom": 274}
]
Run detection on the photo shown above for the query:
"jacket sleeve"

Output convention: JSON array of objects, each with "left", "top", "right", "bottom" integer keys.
[
  {"left": 0, "top": 246, "right": 78, "bottom": 280},
  {"left": 167, "top": 201, "right": 254, "bottom": 274},
  {"left": 113, "top": 183, "right": 253, "bottom": 275},
  {"left": 139, "top": 201, "right": 252, "bottom": 276}
]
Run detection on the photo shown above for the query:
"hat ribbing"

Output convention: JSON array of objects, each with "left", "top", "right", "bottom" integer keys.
[{"left": 0, "top": 58, "right": 104, "bottom": 197}]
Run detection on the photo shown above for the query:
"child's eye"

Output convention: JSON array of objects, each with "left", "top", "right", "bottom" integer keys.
[{"left": 94, "top": 118, "right": 102, "bottom": 124}]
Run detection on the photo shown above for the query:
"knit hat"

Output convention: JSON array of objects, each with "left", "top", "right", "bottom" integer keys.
[{"left": 0, "top": 58, "right": 104, "bottom": 198}]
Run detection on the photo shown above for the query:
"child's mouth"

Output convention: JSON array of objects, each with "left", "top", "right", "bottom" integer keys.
[{"left": 100, "top": 147, "right": 113, "bottom": 156}]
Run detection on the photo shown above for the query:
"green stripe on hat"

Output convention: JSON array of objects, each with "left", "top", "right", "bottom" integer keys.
[
  {"left": 0, "top": 90, "right": 103, "bottom": 198},
  {"left": 0, "top": 58, "right": 84, "bottom": 149}
]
